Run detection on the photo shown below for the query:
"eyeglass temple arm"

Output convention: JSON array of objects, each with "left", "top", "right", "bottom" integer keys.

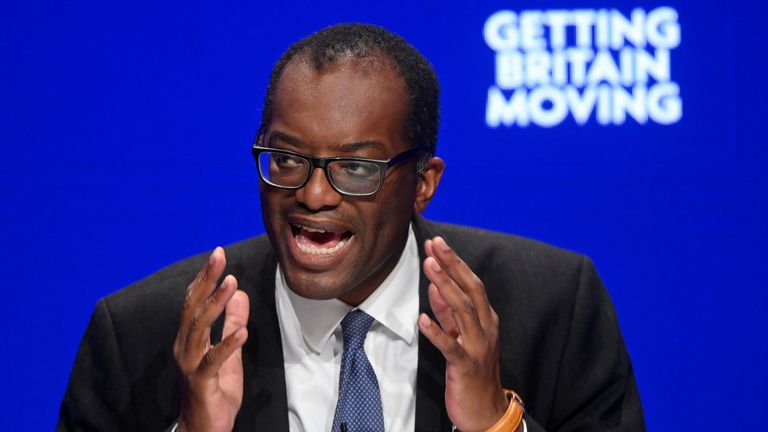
[{"left": 387, "top": 145, "right": 429, "bottom": 167}]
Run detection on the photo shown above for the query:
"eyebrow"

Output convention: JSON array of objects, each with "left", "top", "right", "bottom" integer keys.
[{"left": 267, "top": 130, "right": 387, "bottom": 154}]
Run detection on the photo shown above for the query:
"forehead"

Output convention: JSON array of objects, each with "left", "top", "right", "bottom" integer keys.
[{"left": 269, "top": 55, "right": 410, "bottom": 155}]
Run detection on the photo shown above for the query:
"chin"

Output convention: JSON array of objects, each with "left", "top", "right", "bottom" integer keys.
[{"left": 283, "top": 269, "right": 353, "bottom": 301}]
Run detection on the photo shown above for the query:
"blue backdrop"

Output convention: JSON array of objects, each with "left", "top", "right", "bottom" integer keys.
[{"left": 2, "top": 1, "right": 766, "bottom": 430}]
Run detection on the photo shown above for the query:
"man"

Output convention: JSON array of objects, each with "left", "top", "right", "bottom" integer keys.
[{"left": 59, "top": 24, "right": 644, "bottom": 431}]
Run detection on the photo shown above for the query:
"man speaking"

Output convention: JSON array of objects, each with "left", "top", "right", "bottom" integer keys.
[{"left": 59, "top": 24, "right": 645, "bottom": 431}]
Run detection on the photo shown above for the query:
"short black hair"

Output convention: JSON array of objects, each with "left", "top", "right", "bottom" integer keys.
[{"left": 260, "top": 23, "right": 440, "bottom": 159}]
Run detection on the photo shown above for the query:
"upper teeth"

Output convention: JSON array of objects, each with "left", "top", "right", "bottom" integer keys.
[{"left": 299, "top": 225, "right": 327, "bottom": 233}]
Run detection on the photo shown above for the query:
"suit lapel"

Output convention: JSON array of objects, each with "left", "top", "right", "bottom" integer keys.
[
  {"left": 413, "top": 216, "right": 452, "bottom": 431},
  {"left": 233, "top": 244, "right": 290, "bottom": 432}
]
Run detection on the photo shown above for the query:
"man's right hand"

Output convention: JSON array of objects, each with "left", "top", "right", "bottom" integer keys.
[{"left": 172, "top": 247, "right": 250, "bottom": 432}]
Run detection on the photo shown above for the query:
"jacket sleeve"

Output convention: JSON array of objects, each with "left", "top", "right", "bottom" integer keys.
[{"left": 58, "top": 298, "right": 140, "bottom": 431}]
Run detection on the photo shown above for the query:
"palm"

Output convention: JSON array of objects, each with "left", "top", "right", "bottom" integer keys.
[
  {"left": 173, "top": 248, "right": 251, "bottom": 432},
  {"left": 418, "top": 237, "right": 508, "bottom": 432}
]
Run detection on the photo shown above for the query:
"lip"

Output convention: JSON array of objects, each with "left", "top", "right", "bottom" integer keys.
[
  {"left": 284, "top": 216, "right": 356, "bottom": 271},
  {"left": 286, "top": 214, "right": 355, "bottom": 234}
]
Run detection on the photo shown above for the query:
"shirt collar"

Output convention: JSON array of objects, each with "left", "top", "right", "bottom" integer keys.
[{"left": 276, "top": 225, "right": 420, "bottom": 353}]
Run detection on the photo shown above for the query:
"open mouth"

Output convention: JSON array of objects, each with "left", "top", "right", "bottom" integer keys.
[{"left": 290, "top": 224, "right": 354, "bottom": 255}]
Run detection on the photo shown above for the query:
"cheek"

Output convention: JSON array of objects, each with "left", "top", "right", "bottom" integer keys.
[
  {"left": 260, "top": 187, "right": 290, "bottom": 212},
  {"left": 385, "top": 176, "right": 419, "bottom": 216},
  {"left": 258, "top": 195, "right": 269, "bottom": 222},
  {"left": 259, "top": 191, "right": 287, "bottom": 234},
  {"left": 360, "top": 181, "right": 417, "bottom": 237}
]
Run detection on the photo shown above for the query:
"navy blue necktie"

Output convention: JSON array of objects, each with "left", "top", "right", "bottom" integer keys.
[{"left": 331, "top": 310, "right": 385, "bottom": 432}]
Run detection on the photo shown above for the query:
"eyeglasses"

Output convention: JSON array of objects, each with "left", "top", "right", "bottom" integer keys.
[{"left": 251, "top": 144, "right": 428, "bottom": 197}]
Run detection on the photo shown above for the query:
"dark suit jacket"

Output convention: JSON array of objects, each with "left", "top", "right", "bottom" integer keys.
[{"left": 59, "top": 217, "right": 645, "bottom": 431}]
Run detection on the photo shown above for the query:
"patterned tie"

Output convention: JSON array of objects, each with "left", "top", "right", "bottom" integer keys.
[{"left": 331, "top": 310, "right": 385, "bottom": 432}]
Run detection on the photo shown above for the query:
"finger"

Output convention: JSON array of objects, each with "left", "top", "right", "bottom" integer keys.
[
  {"left": 196, "top": 326, "right": 248, "bottom": 379},
  {"left": 423, "top": 256, "right": 483, "bottom": 342},
  {"left": 190, "top": 247, "right": 227, "bottom": 304},
  {"left": 424, "top": 238, "right": 436, "bottom": 259},
  {"left": 418, "top": 313, "right": 466, "bottom": 363},
  {"left": 219, "top": 290, "right": 250, "bottom": 379},
  {"left": 177, "top": 247, "right": 227, "bottom": 347},
  {"left": 428, "top": 283, "right": 459, "bottom": 338},
  {"left": 430, "top": 237, "right": 493, "bottom": 328},
  {"left": 184, "top": 275, "right": 239, "bottom": 359},
  {"left": 222, "top": 290, "right": 250, "bottom": 358}
]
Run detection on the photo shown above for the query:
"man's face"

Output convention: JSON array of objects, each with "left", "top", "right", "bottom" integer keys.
[{"left": 260, "top": 56, "right": 424, "bottom": 305}]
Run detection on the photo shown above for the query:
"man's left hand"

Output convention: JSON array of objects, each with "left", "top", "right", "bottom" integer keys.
[{"left": 418, "top": 236, "right": 510, "bottom": 432}]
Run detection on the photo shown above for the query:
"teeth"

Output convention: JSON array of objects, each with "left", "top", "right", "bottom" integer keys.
[
  {"left": 295, "top": 236, "right": 347, "bottom": 255},
  {"left": 298, "top": 225, "right": 327, "bottom": 233}
]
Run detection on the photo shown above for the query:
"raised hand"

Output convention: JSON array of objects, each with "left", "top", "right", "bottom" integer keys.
[
  {"left": 418, "top": 237, "right": 511, "bottom": 432},
  {"left": 172, "top": 247, "right": 250, "bottom": 432}
]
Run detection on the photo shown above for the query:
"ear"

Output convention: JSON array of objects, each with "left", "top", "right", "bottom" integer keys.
[{"left": 414, "top": 156, "right": 445, "bottom": 213}]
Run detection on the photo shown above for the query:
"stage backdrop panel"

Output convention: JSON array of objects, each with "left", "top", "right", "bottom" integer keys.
[{"left": 1, "top": 0, "right": 766, "bottom": 429}]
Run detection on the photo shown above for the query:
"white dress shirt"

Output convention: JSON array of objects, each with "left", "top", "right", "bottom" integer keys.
[{"left": 276, "top": 226, "right": 420, "bottom": 432}]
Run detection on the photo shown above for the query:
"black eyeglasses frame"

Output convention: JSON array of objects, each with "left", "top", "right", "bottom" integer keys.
[{"left": 251, "top": 144, "right": 429, "bottom": 197}]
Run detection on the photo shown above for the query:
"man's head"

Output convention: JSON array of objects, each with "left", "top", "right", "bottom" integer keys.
[
  {"left": 261, "top": 23, "right": 440, "bottom": 163},
  {"left": 257, "top": 24, "right": 444, "bottom": 305}
]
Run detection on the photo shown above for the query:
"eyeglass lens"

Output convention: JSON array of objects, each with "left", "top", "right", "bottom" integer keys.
[{"left": 257, "top": 151, "right": 383, "bottom": 195}]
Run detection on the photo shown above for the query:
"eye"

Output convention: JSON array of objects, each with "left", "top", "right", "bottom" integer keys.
[
  {"left": 338, "top": 161, "right": 379, "bottom": 178},
  {"left": 272, "top": 153, "right": 304, "bottom": 168}
]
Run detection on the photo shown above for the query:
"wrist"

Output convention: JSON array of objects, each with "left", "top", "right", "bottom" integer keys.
[
  {"left": 173, "top": 417, "right": 191, "bottom": 432},
  {"left": 484, "top": 389, "right": 524, "bottom": 432}
]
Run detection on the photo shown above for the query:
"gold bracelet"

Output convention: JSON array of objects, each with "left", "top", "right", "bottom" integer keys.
[{"left": 484, "top": 389, "right": 525, "bottom": 432}]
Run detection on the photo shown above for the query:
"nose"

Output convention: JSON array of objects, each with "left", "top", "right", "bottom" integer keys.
[{"left": 295, "top": 167, "right": 343, "bottom": 211}]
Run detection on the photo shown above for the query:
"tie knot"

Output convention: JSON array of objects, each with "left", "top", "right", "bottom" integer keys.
[{"left": 340, "top": 310, "right": 374, "bottom": 350}]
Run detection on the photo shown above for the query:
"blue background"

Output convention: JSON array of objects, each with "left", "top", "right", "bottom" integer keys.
[{"left": 2, "top": 0, "right": 766, "bottom": 429}]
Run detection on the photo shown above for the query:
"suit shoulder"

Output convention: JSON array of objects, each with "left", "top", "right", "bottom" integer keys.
[
  {"left": 426, "top": 220, "right": 587, "bottom": 271},
  {"left": 420, "top": 220, "right": 599, "bottom": 311},
  {"left": 102, "top": 235, "right": 271, "bottom": 320},
  {"left": 81, "top": 235, "right": 272, "bottom": 379}
]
